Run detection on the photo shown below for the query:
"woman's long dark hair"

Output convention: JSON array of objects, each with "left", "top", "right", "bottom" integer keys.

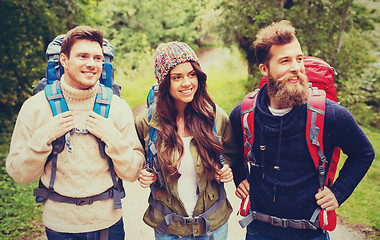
[{"left": 155, "top": 61, "right": 224, "bottom": 180}]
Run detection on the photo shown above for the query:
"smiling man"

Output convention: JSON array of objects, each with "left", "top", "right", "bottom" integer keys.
[
  {"left": 6, "top": 26, "right": 145, "bottom": 240},
  {"left": 229, "top": 20, "right": 374, "bottom": 240}
]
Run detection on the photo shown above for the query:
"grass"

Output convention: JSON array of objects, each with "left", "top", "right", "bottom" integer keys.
[
  {"left": 117, "top": 53, "right": 156, "bottom": 110},
  {"left": 200, "top": 47, "right": 248, "bottom": 114},
  {"left": 335, "top": 127, "right": 380, "bottom": 239},
  {"left": 0, "top": 133, "right": 44, "bottom": 239}
]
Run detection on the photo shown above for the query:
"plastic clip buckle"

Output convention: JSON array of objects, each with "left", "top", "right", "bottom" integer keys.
[
  {"left": 75, "top": 196, "right": 94, "bottom": 206},
  {"left": 182, "top": 216, "right": 201, "bottom": 225}
]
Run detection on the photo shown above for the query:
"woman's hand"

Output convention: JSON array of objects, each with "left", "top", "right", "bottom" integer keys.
[
  {"left": 214, "top": 164, "right": 233, "bottom": 183},
  {"left": 139, "top": 169, "right": 157, "bottom": 188}
]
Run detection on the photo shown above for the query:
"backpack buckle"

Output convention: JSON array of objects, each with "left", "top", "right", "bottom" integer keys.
[
  {"left": 269, "top": 216, "right": 288, "bottom": 228},
  {"left": 182, "top": 216, "right": 201, "bottom": 225},
  {"left": 75, "top": 196, "right": 94, "bottom": 206},
  {"left": 248, "top": 161, "right": 260, "bottom": 168},
  {"left": 303, "top": 220, "right": 318, "bottom": 230}
]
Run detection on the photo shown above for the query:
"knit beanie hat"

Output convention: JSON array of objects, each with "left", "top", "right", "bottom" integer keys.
[{"left": 154, "top": 42, "right": 200, "bottom": 84}]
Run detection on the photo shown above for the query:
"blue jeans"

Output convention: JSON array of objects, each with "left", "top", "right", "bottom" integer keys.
[
  {"left": 45, "top": 218, "right": 124, "bottom": 240},
  {"left": 154, "top": 221, "right": 228, "bottom": 240},
  {"left": 245, "top": 226, "right": 330, "bottom": 240}
]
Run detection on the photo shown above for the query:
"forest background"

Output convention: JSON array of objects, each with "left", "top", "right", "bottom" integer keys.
[{"left": 0, "top": 0, "right": 379, "bottom": 239}]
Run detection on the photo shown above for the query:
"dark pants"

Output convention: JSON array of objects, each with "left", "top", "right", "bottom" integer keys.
[
  {"left": 45, "top": 218, "right": 124, "bottom": 240},
  {"left": 246, "top": 226, "right": 330, "bottom": 240}
]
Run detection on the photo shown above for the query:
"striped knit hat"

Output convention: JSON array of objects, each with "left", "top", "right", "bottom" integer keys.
[{"left": 154, "top": 42, "right": 200, "bottom": 84}]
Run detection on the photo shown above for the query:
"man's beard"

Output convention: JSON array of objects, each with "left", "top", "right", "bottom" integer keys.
[{"left": 267, "top": 72, "right": 309, "bottom": 108}]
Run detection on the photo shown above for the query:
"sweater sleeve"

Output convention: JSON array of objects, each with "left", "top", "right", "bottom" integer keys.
[
  {"left": 327, "top": 101, "right": 375, "bottom": 205},
  {"left": 229, "top": 104, "right": 248, "bottom": 187},
  {"left": 134, "top": 109, "right": 149, "bottom": 152},
  {"left": 6, "top": 95, "right": 56, "bottom": 185},
  {"left": 215, "top": 105, "right": 237, "bottom": 168},
  {"left": 101, "top": 96, "right": 145, "bottom": 182}
]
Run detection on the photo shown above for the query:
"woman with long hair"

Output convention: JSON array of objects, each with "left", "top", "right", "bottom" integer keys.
[{"left": 135, "top": 42, "right": 236, "bottom": 240}]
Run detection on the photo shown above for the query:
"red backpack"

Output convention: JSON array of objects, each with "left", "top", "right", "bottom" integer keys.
[{"left": 239, "top": 57, "right": 340, "bottom": 231}]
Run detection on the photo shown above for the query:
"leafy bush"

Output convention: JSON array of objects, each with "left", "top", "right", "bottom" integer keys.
[
  {"left": 0, "top": 131, "right": 44, "bottom": 239},
  {"left": 0, "top": 168, "right": 44, "bottom": 239}
]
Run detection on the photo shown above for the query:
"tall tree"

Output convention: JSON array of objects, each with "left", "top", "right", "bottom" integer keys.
[
  {"left": 0, "top": 0, "right": 100, "bottom": 131},
  {"left": 89, "top": 0, "right": 206, "bottom": 78},
  {"left": 216, "top": 0, "right": 379, "bottom": 126},
  {"left": 216, "top": 0, "right": 376, "bottom": 84}
]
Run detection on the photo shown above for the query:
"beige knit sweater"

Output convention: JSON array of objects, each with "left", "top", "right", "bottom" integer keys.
[{"left": 6, "top": 77, "right": 145, "bottom": 233}]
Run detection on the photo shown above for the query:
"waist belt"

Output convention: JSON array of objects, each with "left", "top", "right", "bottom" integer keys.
[
  {"left": 33, "top": 185, "right": 118, "bottom": 206},
  {"left": 150, "top": 183, "right": 226, "bottom": 240},
  {"left": 239, "top": 209, "right": 320, "bottom": 230}
]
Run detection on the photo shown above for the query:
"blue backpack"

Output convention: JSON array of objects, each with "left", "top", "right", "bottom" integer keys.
[
  {"left": 144, "top": 83, "right": 226, "bottom": 240},
  {"left": 32, "top": 35, "right": 124, "bottom": 209}
]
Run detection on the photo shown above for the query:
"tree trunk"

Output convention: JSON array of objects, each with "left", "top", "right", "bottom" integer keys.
[
  {"left": 276, "top": 0, "right": 284, "bottom": 9},
  {"left": 239, "top": 38, "right": 256, "bottom": 75},
  {"left": 332, "top": 0, "right": 352, "bottom": 66}
]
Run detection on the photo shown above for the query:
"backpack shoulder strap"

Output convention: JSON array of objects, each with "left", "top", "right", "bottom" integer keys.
[
  {"left": 36, "top": 81, "right": 69, "bottom": 203},
  {"left": 147, "top": 83, "right": 159, "bottom": 108},
  {"left": 93, "top": 84, "right": 113, "bottom": 160},
  {"left": 145, "top": 83, "right": 165, "bottom": 188},
  {"left": 306, "top": 87, "right": 339, "bottom": 231},
  {"left": 306, "top": 87, "right": 327, "bottom": 189},
  {"left": 93, "top": 84, "right": 125, "bottom": 209},
  {"left": 94, "top": 84, "right": 113, "bottom": 118},
  {"left": 44, "top": 80, "right": 71, "bottom": 152},
  {"left": 213, "top": 124, "right": 225, "bottom": 167},
  {"left": 146, "top": 101, "right": 165, "bottom": 188},
  {"left": 240, "top": 89, "right": 260, "bottom": 167},
  {"left": 44, "top": 80, "right": 69, "bottom": 116}
]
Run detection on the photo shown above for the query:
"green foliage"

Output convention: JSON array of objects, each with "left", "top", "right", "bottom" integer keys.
[
  {"left": 0, "top": 0, "right": 101, "bottom": 132},
  {"left": 87, "top": 0, "right": 207, "bottom": 86},
  {"left": 0, "top": 135, "right": 43, "bottom": 239},
  {"left": 215, "top": 0, "right": 380, "bottom": 128},
  {"left": 202, "top": 47, "right": 248, "bottom": 113},
  {"left": 120, "top": 52, "right": 155, "bottom": 110},
  {"left": 0, "top": 173, "right": 43, "bottom": 239},
  {"left": 336, "top": 127, "right": 380, "bottom": 239}
]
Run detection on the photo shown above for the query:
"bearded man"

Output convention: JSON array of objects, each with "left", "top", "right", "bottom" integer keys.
[{"left": 229, "top": 20, "right": 374, "bottom": 240}]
